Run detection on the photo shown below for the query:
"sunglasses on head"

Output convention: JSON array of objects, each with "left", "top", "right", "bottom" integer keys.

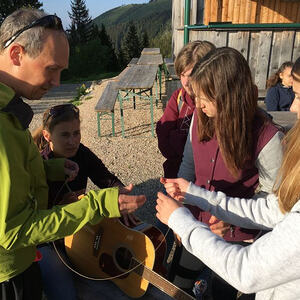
[
  {"left": 44, "top": 104, "right": 79, "bottom": 125},
  {"left": 3, "top": 15, "right": 64, "bottom": 49}
]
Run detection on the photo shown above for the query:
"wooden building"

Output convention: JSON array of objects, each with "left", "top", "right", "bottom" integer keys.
[{"left": 172, "top": 0, "right": 300, "bottom": 89}]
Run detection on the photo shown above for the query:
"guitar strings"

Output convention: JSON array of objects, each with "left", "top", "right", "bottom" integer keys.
[{"left": 52, "top": 178, "right": 171, "bottom": 281}]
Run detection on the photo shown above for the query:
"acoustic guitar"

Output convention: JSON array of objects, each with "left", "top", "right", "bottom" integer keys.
[{"left": 64, "top": 218, "right": 195, "bottom": 299}]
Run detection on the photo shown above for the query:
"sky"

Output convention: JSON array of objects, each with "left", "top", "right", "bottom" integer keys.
[{"left": 42, "top": 0, "right": 149, "bottom": 29}]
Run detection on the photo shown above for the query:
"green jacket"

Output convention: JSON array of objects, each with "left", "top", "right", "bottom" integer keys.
[{"left": 0, "top": 83, "right": 120, "bottom": 282}]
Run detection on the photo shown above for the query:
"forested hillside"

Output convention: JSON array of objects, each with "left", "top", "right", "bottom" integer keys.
[{"left": 93, "top": 0, "right": 172, "bottom": 56}]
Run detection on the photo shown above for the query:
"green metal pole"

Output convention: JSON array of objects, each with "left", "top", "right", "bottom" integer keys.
[{"left": 184, "top": 0, "right": 190, "bottom": 45}]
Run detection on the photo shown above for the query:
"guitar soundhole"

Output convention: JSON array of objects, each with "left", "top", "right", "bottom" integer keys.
[{"left": 115, "top": 247, "right": 133, "bottom": 270}]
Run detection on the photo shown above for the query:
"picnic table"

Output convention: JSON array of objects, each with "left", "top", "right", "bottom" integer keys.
[
  {"left": 117, "top": 64, "right": 158, "bottom": 137},
  {"left": 141, "top": 48, "right": 160, "bottom": 55},
  {"left": 137, "top": 53, "right": 163, "bottom": 99}
]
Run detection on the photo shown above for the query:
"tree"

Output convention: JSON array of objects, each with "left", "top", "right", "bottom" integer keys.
[
  {"left": 0, "top": 0, "right": 42, "bottom": 24},
  {"left": 123, "top": 21, "right": 141, "bottom": 63},
  {"left": 141, "top": 31, "right": 149, "bottom": 49},
  {"left": 117, "top": 48, "right": 127, "bottom": 70},
  {"left": 68, "top": 0, "right": 92, "bottom": 44}
]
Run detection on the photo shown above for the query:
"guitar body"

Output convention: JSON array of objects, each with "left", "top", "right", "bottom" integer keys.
[{"left": 64, "top": 218, "right": 166, "bottom": 298}]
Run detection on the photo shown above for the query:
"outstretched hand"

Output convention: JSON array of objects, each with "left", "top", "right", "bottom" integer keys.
[
  {"left": 156, "top": 192, "right": 183, "bottom": 225},
  {"left": 160, "top": 177, "right": 189, "bottom": 201},
  {"left": 118, "top": 184, "right": 139, "bottom": 226},
  {"left": 118, "top": 193, "right": 146, "bottom": 214}
]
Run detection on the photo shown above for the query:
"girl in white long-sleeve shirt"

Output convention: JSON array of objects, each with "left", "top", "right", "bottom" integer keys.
[{"left": 156, "top": 57, "right": 300, "bottom": 300}]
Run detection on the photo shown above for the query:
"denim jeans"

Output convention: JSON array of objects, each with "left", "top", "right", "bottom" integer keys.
[{"left": 38, "top": 243, "right": 77, "bottom": 300}]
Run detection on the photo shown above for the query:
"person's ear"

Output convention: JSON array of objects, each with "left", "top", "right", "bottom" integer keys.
[
  {"left": 9, "top": 44, "right": 24, "bottom": 66},
  {"left": 279, "top": 72, "right": 284, "bottom": 80},
  {"left": 42, "top": 129, "right": 51, "bottom": 143}
]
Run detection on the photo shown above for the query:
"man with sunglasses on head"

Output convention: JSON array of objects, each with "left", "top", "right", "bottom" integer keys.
[{"left": 0, "top": 8, "right": 146, "bottom": 300}]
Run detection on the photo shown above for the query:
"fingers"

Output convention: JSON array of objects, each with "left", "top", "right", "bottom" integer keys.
[
  {"left": 118, "top": 194, "right": 146, "bottom": 214},
  {"left": 64, "top": 159, "right": 79, "bottom": 181},
  {"left": 121, "top": 213, "right": 130, "bottom": 227},
  {"left": 209, "top": 215, "right": 218, "bottom": 224},
  {"left": 209, "top": 221, "right": 231, "bottom": 238},
  {"left": 119, "top": 184, "right": 134, "bottom": 194}
]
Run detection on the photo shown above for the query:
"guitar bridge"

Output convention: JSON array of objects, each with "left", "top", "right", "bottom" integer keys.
[{"left": 93, "top": 227, "right": 103, "bottom": 257}]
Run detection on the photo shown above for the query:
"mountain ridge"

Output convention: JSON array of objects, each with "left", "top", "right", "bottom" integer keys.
[{"left": 93, "top": 0, "right": 171, "bottom": 50}]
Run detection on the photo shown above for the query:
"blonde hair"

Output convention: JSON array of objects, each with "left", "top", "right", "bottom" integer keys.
[
  {"left": 274, "top": 57, "right": 300, "bottom": 213},
  {"left": 175, "top": 40, "right": 216, "bottom": 77}
]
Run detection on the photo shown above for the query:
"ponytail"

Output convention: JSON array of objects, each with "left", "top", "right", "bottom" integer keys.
[{"left": 32, "top": 125, "right": 48, "bottom": 151}]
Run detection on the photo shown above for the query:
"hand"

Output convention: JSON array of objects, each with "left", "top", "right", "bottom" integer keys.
[
  {"left": 118, "top": 194, "right": 146, "bottom": 214},
  {"left": 64, "top": 159, "right": 79, "bottom": 181},
  {"left": 120, "top": 213, "right": 140, "bottom": 227},
  {"left": 156, "top": 192, "right": 183, "bottom": 225},
  {"left": 119, "top": 184, "right": 133, "bottom": 194},
  {"left": 160, "top": 177, "right": 189, "bottom": 201},
  {"left": 209, "top": 215, "right": 231, "bottom": 238}
]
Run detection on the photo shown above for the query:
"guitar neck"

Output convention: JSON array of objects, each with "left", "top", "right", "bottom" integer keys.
[{"left": 131, "top": 258, "right": 195, "bottom": 300}]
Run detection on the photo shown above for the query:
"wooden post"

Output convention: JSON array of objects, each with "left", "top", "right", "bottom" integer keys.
[{"left": 228, "top": 0, "right": 235, "bottom": 22}]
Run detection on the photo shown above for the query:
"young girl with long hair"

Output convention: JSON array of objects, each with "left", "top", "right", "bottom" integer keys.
[
  {"left": 173, "top": 47, "right": 284, "bottom": 299},
  {"left": 265, "top": 61, "right": 295, "bottom": 111},
  {"left": 33, "top": 104, "right": 134, "bottom": 300},
  {"left": 156, "top": 40, "right": 215, "bottom": 178},
  {"left": 156, "top": 56, "right": 300, "bottom": 300}
]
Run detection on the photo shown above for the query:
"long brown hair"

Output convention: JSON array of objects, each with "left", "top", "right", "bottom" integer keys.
[
  {"left": 266, "top": 61, "right": 293, "bottom": 88},
  {"left": 32, "top": 104, "right": 80, "bottom": 151},
  {"left": 274, "top": 57, "right": 300, "bottom": 213},
  {"left": 190, "top": 47, "right": 263, "bottom": 178}
]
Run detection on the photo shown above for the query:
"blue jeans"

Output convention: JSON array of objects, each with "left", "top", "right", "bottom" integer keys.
[{"left": 38, "top": 243, "right": 77, "bottom": 300}]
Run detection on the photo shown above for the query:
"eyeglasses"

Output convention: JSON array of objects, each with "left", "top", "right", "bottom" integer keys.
[
  {"left": 44, "top": 104, "right": 79, "bottom": 125},
  {"left": 3, "top": 15, "right": 64, "bottom": 49}
]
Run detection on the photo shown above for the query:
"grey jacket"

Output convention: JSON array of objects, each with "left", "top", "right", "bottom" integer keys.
[{"left": 169, "top": 183, "right": 300, "bottom": 300}]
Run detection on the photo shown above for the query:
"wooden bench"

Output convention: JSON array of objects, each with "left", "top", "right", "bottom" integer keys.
[
  {"left": 95, "top": 81, "right": 119, "bottom": 137},
  {"left": 94, "top": 67, "right": 133, "bottom": 137}
]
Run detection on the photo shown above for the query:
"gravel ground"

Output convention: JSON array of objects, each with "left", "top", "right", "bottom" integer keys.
[{"left": 28, "top": 76, "right": 180, "bottom": 225}]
